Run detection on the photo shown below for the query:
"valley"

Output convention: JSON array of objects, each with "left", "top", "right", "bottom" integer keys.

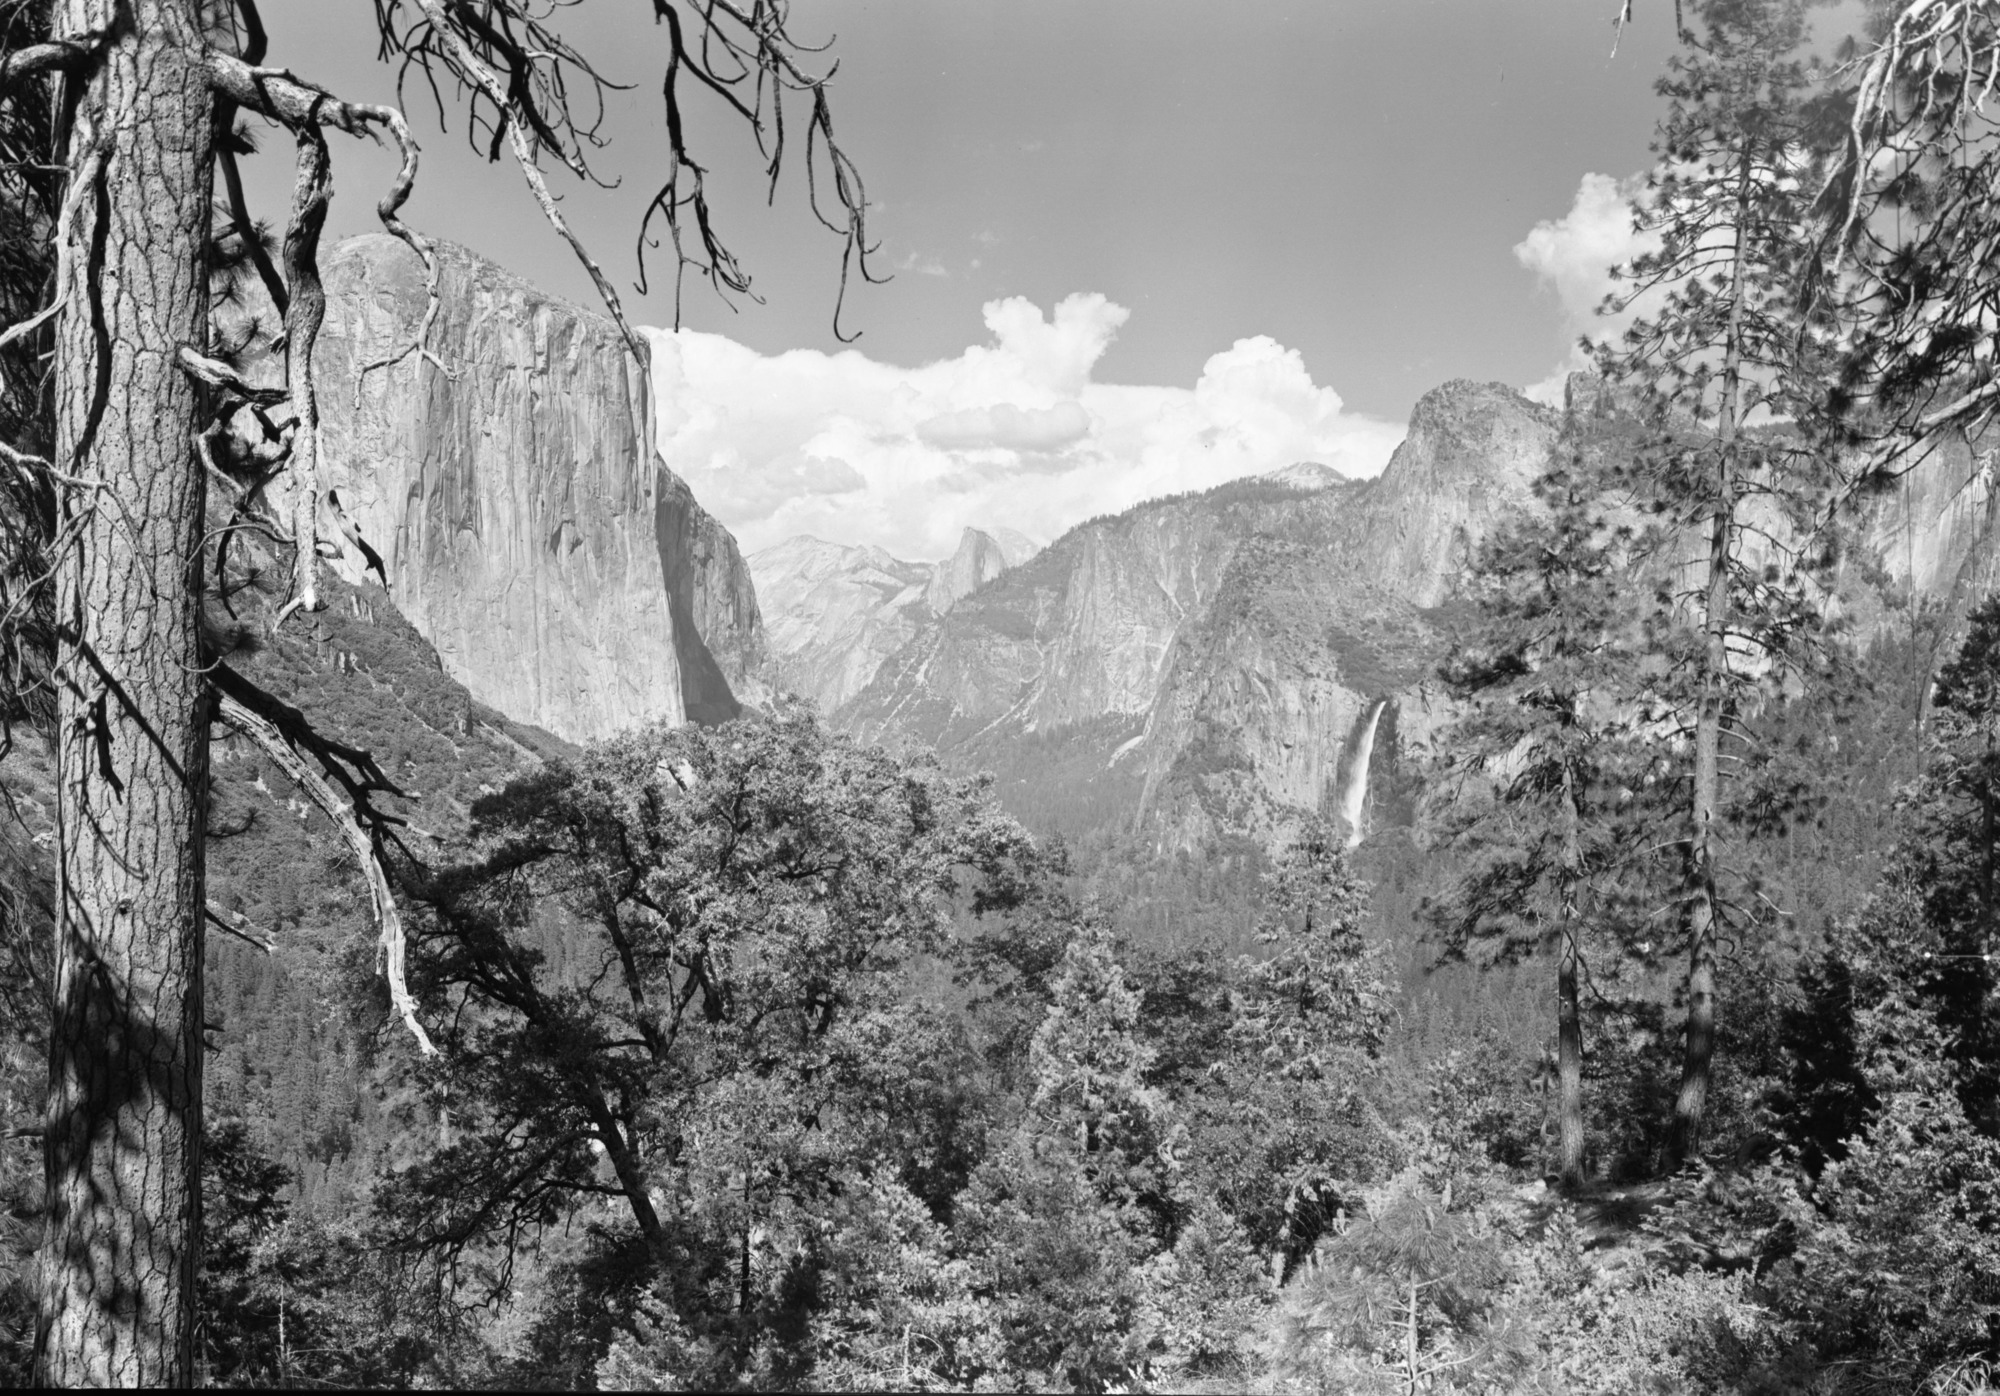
[{"left": 10, "top": 6, "right": 2000, "bottom": 1376}]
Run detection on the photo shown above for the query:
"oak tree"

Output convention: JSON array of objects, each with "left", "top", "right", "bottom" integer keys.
[{"left": 395, "top": 709, "right": 1030, "bottom": 1386}]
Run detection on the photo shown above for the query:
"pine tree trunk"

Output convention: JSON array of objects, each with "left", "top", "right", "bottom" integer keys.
[
  {"left": 1557, "top": 928, "right": 1585, "bottom": 1192},
  {"left": 1557, "top": 765, "right": 1587, "bottom": 1193},
  {"left": 37, "top": 2, "right": 214, "bottom": 1384},
  {"left": 1670, "top": 148, "right": 1752, "bottom": 1169}
]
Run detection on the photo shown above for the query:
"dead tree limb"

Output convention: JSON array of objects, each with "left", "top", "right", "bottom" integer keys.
[{"left": 216, "top": 691, "right": 434, "bottom": 1054}]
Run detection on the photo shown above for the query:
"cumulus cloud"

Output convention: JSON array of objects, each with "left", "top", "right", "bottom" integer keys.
[
  {"left": 645, "top": 294, "right": 1402, "bottom": 561},
  {"left": 916, "top": 401, "right": 1092, "bottom": 453},
  {"left": 1514, "top": 171, "right": 1658, "bottom": 404}
]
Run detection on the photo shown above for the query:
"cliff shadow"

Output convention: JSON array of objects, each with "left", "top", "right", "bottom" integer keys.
[{"left": 654, "top": 477, "right": 742, "bottom": 727}]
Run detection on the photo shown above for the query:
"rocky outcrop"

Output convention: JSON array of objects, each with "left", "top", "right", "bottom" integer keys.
[
  {"left": 926, "top": 527, "right": 1033, "bottom": 615},
  {"left": 1261, "top": 461, "right": 1343, "bottom": 492},
  {"left": 314, "top": 234, "right": 764, "bottom": 742},
  {"left": 752, "top": 527, "right": 1040, "bottom": 713}
]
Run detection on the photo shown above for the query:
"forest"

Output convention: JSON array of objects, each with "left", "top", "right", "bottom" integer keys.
[{"left": 12, "top": 0, "right": 2000, "bottom": 1390}]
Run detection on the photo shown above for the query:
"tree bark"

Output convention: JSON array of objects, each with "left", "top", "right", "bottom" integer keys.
[
  {"left": 1670, "top": 148, "right": 1753, "bottom": 1169},
  {"left": 1556, "top": 927, "right": 1585, "bottom": 1192},
  {"left": 1557, "top": 764, "right": 1587, "bottom": 1193},
  {"left": 38, "top": 1, "right": 214, "bottom": 1384}
]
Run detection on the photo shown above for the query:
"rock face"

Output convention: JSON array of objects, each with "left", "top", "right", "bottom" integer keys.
[
  {"left": 751, "top": 527, "right": 1039, "bottom": 713},
  {"left": 315, "top": 235, "right": 765, "bottom": 742},
  {"left": 1859, "top": 429, "right": 2000, "bottom": 622},
  {"left": 751, "top": 537, "right": 934, "bottom": 713},
  {"left": 840, "top": 491, "right": 1285, "bottom": 749},
  {"left": 1133, "top": 381, "right": 1554, "bottom": 846},
  {"left": 925, "top": 527, "right": 1030, "bottom": 615},
  {"left": 837, "top": 381, "right": 1560, "bottom": 847}
]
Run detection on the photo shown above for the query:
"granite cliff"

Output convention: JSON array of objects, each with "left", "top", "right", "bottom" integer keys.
[
  {"left": 1134, "top": 381, "right": 1556, "bottom": 846},
  {"left": 315, "top": 234, "right": 765, "bottom": 742}
]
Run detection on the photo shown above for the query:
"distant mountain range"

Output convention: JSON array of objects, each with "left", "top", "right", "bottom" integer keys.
[
  {"left": 309, "top": 236, "right": 2000, "bottom": 856},
  {"left": 749, "top": 525, "right": 1041, "bottom": 713}
]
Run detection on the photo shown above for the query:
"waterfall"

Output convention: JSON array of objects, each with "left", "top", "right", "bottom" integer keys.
[{"left": 1340, "top": 701, "right": 1387, "bottom": 848}]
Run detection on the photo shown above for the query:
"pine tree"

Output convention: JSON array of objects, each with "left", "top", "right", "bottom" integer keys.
[
  {"left": 1232, "top": 817, "right": 1392, "bottom": 1078},
  {"left": 1427, "top": 415, "right": 1653, "bottom": 1193},
  {"left": 1596, "top": 0, "right": 1838, "bottom": 1163}
]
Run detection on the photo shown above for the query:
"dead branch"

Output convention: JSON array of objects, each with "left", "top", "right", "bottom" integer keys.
[
  {"left": 204, "top": 53, "right": 449, "bottom": 374},
  {"left": 370, "top": 0, "right": 877, "bottom": 342},
  {"left": 0, "top": 139, "right": 101, "bottom": 355},
  {"left": 216, "top": 690, "right": 434, "bottom": 1054},
  {"left": 204, "top": 903, "right": 273, "bottom": 955},
  {"left": 0, "top": 31, "right": 100, "bottom": 90},
  {"left": 173, "top": 345, "right": 286, "bottom": 407},
  {"left": 206, "top": 48, "right": 449, "bottom": 592},
  {"left": 205, "top": 52, "right": 386, "bottom": 135},
  {"left": 273, "top": 121, "right": 330, "bottom": 628},
  {"left": 409, "top": 0, "right": 647, "bottom": 360},
  {"left": 351, "top": 101, "right": 453, "bottom": 394}
]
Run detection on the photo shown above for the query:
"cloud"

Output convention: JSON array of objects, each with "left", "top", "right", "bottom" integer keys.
[
  {"left": 1514, "top": 171, "right": 1657, "bottom": 404},
  {"left": 644, "top": 294, "right": 1402, "bottom": 560},
  {"left": 978, "top": 293, "right": 1129, "bottom": 395},
  {"left": 916, "top": 401, "right": 1092, "bottom": 453},
  {"left": 893, "top": 249, "right": 949, "bottom": 278}
]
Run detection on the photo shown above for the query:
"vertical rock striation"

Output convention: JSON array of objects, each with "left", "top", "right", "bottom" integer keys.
[{"left": 314, "top": 234, "right": 764, "bottom": 742}]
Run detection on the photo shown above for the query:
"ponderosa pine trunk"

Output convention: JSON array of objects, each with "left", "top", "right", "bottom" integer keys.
[
  {"left": 1669, "top": 149, "right": 1752, "bottom": 1169},
  {"left": 38, "top": 0, "right": 214, "bottom": 1384},
  {"left": 1556, "top": 766, "right": 1586, "bottom": 1193},
  {"left": 1556, "top": 928, "right": 1585, "bottom": 1191}
]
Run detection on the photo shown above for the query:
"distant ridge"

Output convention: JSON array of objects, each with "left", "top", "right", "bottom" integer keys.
[
  {"left": 1260, "top": 461, "right": 1343, "bottom": 492},
  {"left": 750, "top": 526, "right": 1042, "bottom": 712}
]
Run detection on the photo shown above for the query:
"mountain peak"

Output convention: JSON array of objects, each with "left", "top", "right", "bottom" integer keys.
[
  {"left": 1261, "top": 461, "right": 1342, "bottom": 492},
  {"left": 926, "top": 528, "right": 1015, "bottom": 614}
]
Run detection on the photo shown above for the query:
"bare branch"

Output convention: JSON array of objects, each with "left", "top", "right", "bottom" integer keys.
[
  {"left": 0, "top": 32, "right": 99, "bottom": 89},
  {"left": 352, "top": 103, "right": 455, "bottom": 393},
  {"left": 216, "top": 690, "right": 434, "bottom": 1054},
  {"left": 204, "top": 904, "right": 273, "bottom": 955},
  {"left": 0, "top": 140, "right": 102, "bottom": 355},
  {"left": 173, "top": 345, "right": 286, "bottom": 407},
  {"left": 274, "top": 121, "right": 331, "bottom": 627},
  {"left": 203, "top": 54, "right": 450, "bottom": 358},
  {"left": 205, "top": 52, "right": 383, "bottom": 134},
  {"left": 406, "top": 0, "right": 646, "bottom": 360}
]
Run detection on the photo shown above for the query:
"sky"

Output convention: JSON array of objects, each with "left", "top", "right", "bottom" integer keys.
[{"left": 237, "top": 0, "right": 1733, "bottom": 560}]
